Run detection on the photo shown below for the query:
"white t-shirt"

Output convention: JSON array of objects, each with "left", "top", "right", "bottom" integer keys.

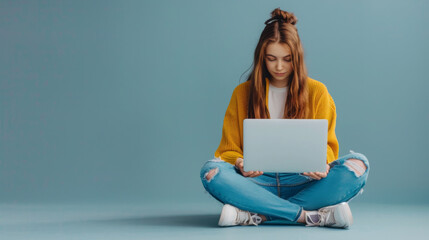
[{"left": 268, "top": 82, "right": 288, "bottom": 119}]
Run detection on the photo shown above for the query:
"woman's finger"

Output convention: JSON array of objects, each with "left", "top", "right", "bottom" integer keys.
[
  {"left": 243, "top": 171, "right": 254, "bottom": 177},
  {"left": 236, "top": 161, "right": 245, "bottom": 174},
  {"left": 310, "top": 173, "right": 319, "bottom": 180},
  {"left": 308, "top": 172, "right": 321, "bottom": 180},
  {"left": 249, "top": 171, "right": 262, "bottom": 178},
  {"left": 243, "top": 170, "right": 263, "bottom": 178},
  {"left": 235, "top": 158, "right": 243, "bottom": 170},
  {"left": 314, "top": 171, "right": 327, "bottom": 179}
]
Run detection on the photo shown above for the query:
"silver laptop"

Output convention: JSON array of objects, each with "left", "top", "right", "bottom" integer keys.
[{"left": 243, "top": 119, "right": 328, "bottom": 173}]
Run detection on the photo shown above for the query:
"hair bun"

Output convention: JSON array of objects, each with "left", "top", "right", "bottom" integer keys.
[{"left": 269, "top": 8, "right": 297, "bottom": 25}]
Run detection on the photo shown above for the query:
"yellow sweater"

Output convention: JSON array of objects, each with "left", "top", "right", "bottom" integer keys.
[{"left": 214, "top": 77, "right": 339, "bottom": 165}]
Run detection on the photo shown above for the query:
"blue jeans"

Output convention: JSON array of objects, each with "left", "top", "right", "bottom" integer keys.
[{"left": 200, "top": 151, "right": 370, "bottom": 224}]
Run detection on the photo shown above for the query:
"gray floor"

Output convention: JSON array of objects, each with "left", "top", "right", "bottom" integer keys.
[{"left": 1, "top": 201, "right": 428, "bottom": 239}]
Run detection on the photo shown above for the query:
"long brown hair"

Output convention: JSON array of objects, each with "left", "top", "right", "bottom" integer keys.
[{"left": 247, "top": 8, "right": 309, "bottom": 119}]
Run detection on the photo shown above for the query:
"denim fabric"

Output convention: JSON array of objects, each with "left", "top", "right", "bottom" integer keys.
[{"left": 200, "top": 150, "right": 370, "bottom": 224}]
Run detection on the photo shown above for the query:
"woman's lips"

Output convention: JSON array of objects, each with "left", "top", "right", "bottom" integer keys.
[{"left": 274, "top": 72, "right": 286, "bottom": 76}]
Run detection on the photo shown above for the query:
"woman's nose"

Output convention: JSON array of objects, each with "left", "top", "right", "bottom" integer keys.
[{"left": 276, "top": 61, "right": 283, "bottom": 70}]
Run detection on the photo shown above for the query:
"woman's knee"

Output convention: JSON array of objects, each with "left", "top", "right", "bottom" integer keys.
[
  {"left": 204, "top": 168, "right": 219, "bottom": 182},
  {"left": 344, "top": 159, "right": 367, "bottom": 177},
  {"left": 334, "top": 151, "right": 370, "bottom": 177},
  {"left": 200, "top": 158, "right": 231, "bottom": 182}
]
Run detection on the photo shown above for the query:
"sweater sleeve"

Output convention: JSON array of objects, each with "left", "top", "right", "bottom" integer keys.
[
  {"left": 315, "top": 89, "right": 339, "bottom": 164},
  {"left": 214, "top": 88, "right": 243, "bottom": 165}
]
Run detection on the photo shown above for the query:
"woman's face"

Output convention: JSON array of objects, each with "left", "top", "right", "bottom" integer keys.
[{"left": 265, "top": 42, "right": 293, "bottom": 87}]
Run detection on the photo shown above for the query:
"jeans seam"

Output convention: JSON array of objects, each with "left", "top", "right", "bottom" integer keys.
[
  {"left": 278, "top": 182, "right": 311, "bottom": 187},
  {"left": 293, "top": 206, "right": 303, "bottom": 222},
  {"left": 250, "top": 176, "right": 313, "bottom": 187},
  {"left": 248, "top": 179, "right": 278, "bottom": 187}
]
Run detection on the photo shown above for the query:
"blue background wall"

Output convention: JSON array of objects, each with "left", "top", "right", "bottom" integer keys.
[{"left": 1, "top": 0, "right": 428, "bottom": 205}]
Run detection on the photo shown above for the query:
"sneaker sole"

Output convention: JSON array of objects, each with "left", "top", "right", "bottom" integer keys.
[
  {"left": 218, "top": 204, "right": 237, "bottom": 227},
  {"left": 333, "top": 202, "right": 353, "bottom": 228}
]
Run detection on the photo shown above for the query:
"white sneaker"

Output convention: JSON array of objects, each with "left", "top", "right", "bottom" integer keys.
[
  {"left": 218, "top": 204, "right": 262, "bottom": 226},
  {"left": 305, "top": 202, "right": 353, "bottom": 228}
]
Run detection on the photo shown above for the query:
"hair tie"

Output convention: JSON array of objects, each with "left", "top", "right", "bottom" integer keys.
[{"left": 264, "top": 16, "right": 286, "bottom": 25}]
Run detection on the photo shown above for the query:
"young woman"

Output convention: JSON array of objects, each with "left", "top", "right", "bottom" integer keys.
[{"left": 200, "top": 8, "right": 370, "bottom": 229}]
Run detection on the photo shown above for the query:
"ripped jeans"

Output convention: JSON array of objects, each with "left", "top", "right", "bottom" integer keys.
[{"left": 200, "top": 151, "right": 370, "bottom": 223}]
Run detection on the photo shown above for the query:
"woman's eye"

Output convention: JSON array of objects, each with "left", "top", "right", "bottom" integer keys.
[{"left": 267, "top": 58, "right": 290, "bottom": 62}]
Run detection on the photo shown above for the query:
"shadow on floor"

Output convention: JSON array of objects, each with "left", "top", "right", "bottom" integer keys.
[
  {"left": 87, "top": 214, "right": 220, "bottom": 228},
  {"left": 85, "top": 215, "right": 313, "bottom": 229}
]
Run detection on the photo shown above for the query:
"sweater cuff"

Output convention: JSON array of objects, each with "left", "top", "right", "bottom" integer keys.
[{"left": 215, "top": 151, "right": 243, "bottom": 165}]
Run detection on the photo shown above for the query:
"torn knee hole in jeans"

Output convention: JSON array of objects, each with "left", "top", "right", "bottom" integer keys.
[
  {"left": 344, "top": 159, "right": 367, "bottom": 177},
  {"left": 204, "top": 168, "right": 219, "bottom": 182}
]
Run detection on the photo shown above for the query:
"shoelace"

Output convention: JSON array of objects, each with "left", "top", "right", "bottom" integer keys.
[
  {"left": 318, "top": 208, "right": 335, "bottom": 227},
  {"left": 251, "top": 213, "right": 262, "bottom": 225},
  {"left": 305, "top": 212, "right": 319, "bottom": 226},
  {"left": 235, "top": 210, "right": 261, "bottom": 226},
  {"left": 235, "top": 209, "right": 251, "bottom": 225},
  {"left": 306, "top": 209, "right": 335, "bottom": 227}
]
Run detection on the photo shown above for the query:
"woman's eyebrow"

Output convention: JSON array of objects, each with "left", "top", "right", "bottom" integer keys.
[{"left": 266, "top": 54, "right": 291, "bottom": 58}]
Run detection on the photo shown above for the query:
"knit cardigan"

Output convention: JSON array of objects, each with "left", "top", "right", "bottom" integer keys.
[{"left": 214, "top": 77, "right": 339, "bottom": 165}]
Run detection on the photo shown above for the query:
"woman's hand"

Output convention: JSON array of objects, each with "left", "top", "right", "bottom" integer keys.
[
  {"left": 235, "top": 158, "right": 264, "bottom": 178},
  {"left": 302, "top": 164, "right": 331, "bottom": 180}
]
